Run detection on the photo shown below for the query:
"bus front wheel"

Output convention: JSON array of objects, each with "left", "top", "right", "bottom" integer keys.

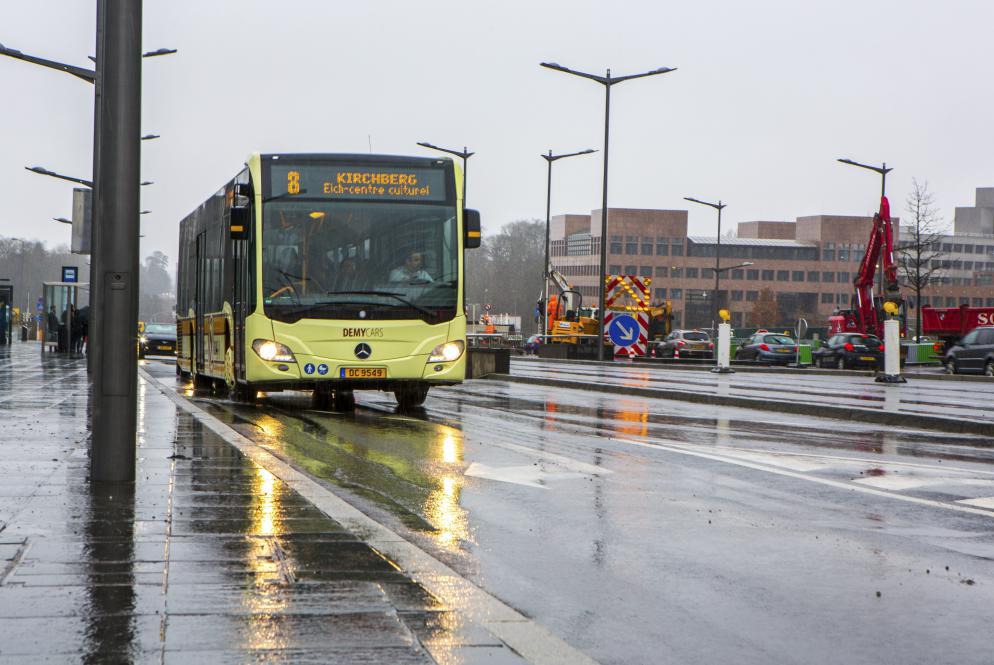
[{"left": 394, "top": 385, "right": 429, "bottom": 409}]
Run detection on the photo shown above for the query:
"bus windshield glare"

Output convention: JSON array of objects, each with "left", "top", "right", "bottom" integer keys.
[{"left": 262, "top": 200, "right": 458, "bottom": 322}]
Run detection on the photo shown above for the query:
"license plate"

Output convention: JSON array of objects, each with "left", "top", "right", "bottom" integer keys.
[
  {"left": 860, "top": 356, "right": 874, "bottom": 361},
  {"left": 340, "top": 367, "right": 386, "bottom": 379},
  {"left": 776, "top": 349, "right": 790, "bottom": 353},
  {"left": 157, "top": 345, "right": 172, "bottom": 350}
]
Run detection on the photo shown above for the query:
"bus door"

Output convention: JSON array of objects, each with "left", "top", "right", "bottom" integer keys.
[
  {"left": 195, "top": 232, "right": 207, "bottom": 374},
  {"left": 232, "top": 235, "right": 248, "bottom": 381}
]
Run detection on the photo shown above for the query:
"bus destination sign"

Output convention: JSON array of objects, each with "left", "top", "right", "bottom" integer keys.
[{"left": 270, "top": 164, "right": 447, "bottom": 202}]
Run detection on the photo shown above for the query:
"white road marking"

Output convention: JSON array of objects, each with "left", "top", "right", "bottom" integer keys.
[
  {"left": 607, "top": 435, "right": 994, "bottom": 519},
  {"left": 464, "top": 463, "right": 587, "bottom": 489},
  {"left": 139, "top": 369, "right": 599, "bottom": 665},
  {"left": 853, "top": 475, "right": 994, "bottom": 491},
  {"left": 957, "top": 497, "right": 994, "bottom": 510}
]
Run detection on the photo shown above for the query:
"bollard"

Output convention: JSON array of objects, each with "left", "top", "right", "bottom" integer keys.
[
  {"left": 711, "top": 322, "right": 734, "bottom": 374},
  {"left": 875, "top": 318, "right": 906, "bottom": 383}
]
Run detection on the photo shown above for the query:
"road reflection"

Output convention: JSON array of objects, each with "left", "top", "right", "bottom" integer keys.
[{"left": 83, "top": 482, "right": 137, "bottom": 663}]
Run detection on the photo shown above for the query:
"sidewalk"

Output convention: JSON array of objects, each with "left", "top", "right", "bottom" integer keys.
[{"left": 0, "top": 342, "right": 541, "bottom": 664}]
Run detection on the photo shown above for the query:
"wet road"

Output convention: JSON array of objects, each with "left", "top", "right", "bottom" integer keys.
[
  {"left": 512, "top": 357, "right": 994, "bottom": 423},
  {"left": 146, "top": 360, "right": 994, "bottom": 665}
]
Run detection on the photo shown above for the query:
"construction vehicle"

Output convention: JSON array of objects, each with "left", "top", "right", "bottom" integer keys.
[
  {"left": 828, "top": 196, "right": 906, "bottom": 338},
  {"left": 921, "top": 304, "right": 994, "bottom": 352},
  {"left": 545, "top": 270, "right": 599, "bottom": 345},
  {"left": 648, "top": 301, "right": 674, "bottom": 341}
]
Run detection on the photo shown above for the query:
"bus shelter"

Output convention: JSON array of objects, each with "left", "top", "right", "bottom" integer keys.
[{"left": 42, "top": 281, "right": 84, "bottom": 352}]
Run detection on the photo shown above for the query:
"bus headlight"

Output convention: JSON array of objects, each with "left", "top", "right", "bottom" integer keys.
[
  {"left": 252, "top": 339, "right": 296, "bottom": 363},
  {"left": 428, "top": 340, "right": 464, "bottom": 363}
]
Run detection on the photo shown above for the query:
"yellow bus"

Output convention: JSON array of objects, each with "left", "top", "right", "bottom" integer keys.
[{"left": 176, "top": 153, "right": 481, "bottom": 409}]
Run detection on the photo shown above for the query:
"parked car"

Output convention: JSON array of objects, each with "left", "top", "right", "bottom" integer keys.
[
  {"left": 140, "top": 322, "right": 177, "bottom": 358},
  {"left": 811, "top": 333, "right": 884, "bottom": 369},
  {"left": 652, "top": 329, "right": 713, "bottom": 359},
  {"left": 944, "top": 326, "right": 994, "bottom": 376},
  {"left": 735, "top": 333, "right": 798, "bottom": 365}
]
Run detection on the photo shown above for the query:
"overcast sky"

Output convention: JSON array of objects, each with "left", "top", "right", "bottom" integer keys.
[{"left": 2, "top": 0, "right": 993, "bottom": 271}]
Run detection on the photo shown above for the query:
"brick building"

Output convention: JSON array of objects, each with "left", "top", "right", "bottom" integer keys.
[{"left": 550, "top": 205, "right": 994, "bottom": 329}]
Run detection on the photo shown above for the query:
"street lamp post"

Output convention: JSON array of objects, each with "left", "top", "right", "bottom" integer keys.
[
  {"left": 684, "top": 197, "right": 728, "bottom": 329},
  {"left": 90, "top": 0, "right": 143, "bottom": 482},
  {"left": 541, "top": 62, "right": 676, "bottom": 360},
  {"left": 3, "top": 35, "right": 173, "bottom": 380},
  {"left": 541, "top": 148, "right": 596, "bottom": 340},
  {"left": 838, "top": 157, "right": 893, "bottom": 304},
  {"left": 416, "top": 142, "right": 474, "bottom": 205}
]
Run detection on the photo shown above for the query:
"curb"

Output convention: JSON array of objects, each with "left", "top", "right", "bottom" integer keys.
[
  {"left": 490, "top": 373, "right": 994, "bottom": 439},
  {"left": 520, "top": 354, "right": 993, "bottom": 382}
]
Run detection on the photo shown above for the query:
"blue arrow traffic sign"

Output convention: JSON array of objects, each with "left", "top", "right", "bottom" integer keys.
[{"left": 607, "top": 314, "right": 638, "bottom": 348}]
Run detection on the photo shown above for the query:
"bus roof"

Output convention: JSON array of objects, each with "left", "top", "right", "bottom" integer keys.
[{"left": 259, "top": 153, "right": 452, "bottom": 167}]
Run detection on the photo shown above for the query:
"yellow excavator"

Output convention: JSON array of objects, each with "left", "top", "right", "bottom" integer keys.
[
  {"left": 546, "top": 270, "right": 599, "bottom": 345},
  {"left": 648, "top": 301, "right": 674, "bottom": 341}
]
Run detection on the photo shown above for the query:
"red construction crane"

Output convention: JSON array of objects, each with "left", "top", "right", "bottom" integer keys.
[{"left": 829, "top": 163, "right": 905, "bottom": 338}]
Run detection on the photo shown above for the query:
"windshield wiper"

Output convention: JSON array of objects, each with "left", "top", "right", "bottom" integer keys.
[{"left": 324, "top": 290, "right": 437, "bottom": 319}]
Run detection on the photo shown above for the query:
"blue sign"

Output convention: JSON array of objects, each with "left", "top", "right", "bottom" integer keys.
[
  {"left": 303, "top": 363, "right": 315, "bottom": 375},
  {"left": 607, "top": 314, "right": 639, "bottom": 348},
  {"left": 317, "top": 364, "right": 328, "bottom": 375},
  {"left": 62, "top": 266, "right": 78, "bottom": 283}
]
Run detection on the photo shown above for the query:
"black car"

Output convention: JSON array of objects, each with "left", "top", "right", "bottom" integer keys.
[
  {"left": 811, "top": 333, "right": 884, "bottom": 369},
  {"left": 944, "top": 326, "right": 994, "bottom": 376},
  {"left": 140, "top": 323, "right": 177, "bottom": 358},
  {"left": 735, "top": 333, "right": 798, "bottom": 365},
  {"left": 652, "top": 330, "right": 713, "bottom": 359}
]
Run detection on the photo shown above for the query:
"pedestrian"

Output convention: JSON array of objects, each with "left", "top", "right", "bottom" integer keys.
[
  {"left": 47, "top": 305, "right": 59, "bottom": 348},
  {"left": 0, "top": 299, "right": 7, "bottom": 345},
  {"left": 77, "top": 306, "right": 89, "bottom": 355},
  {"left": 59, "top": 306, "right": 69, "bottom": 352}
]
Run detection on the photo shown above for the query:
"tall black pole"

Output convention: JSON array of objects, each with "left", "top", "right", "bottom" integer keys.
[
  {"left": 91, "top": 0, "right": 141, "bottom": 482},
  {"left": 714, "top": 202, "right": 722, "bottom": 329},
  {"left": 461, "top": 151, "right": 468, "bottom": 206},
  {"left": 596, "top": 74, "right": 611, "bottom": 362},
  {"left": 544, "top": 154, "right": 552, "bottom": 339},
  {"left": 88, "top": 0, "right": 105, "bottom": 377}
]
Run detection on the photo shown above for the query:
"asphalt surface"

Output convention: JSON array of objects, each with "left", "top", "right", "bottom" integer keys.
[{"left": 144, "top": 357, "right": 994, "bottom": 665}]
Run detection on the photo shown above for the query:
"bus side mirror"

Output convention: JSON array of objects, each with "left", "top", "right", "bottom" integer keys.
[
  {"left": 230, "top": 182, "right": 252, "bottom": 239},
  {"left": 230, "top": 206, "right": 250, "bottom": 239},
  {"left": 464, "top": 209, "right": 481, "bottom": 249}
]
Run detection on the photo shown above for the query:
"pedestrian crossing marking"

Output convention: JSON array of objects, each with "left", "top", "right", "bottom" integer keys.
[{"left": 956, "top": 497, "right": 994, "bottom": 510}]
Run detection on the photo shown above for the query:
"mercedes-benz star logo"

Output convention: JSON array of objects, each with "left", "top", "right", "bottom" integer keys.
[{"left": 354, "top": 343, "right": 372, "bottom": 360}]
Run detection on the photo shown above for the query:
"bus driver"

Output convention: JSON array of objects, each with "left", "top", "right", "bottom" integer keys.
[{"left": 389, "top": 251, "right": 433, "bottom": 284}]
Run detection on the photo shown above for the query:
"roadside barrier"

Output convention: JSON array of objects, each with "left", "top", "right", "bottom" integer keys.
[{"left": 905, "top": 342, "right": 941, "bottom": 365}]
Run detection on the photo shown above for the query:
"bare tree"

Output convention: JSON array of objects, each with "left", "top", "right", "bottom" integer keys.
[
  {"left": 897, "top": 179, "right": 945, "bottom": 339},
  {"left": 748, "top": 288, "right": 778, "bottom": 327},
  {"left": 465, "top": 219, "right": 545, "bottom": 334}
]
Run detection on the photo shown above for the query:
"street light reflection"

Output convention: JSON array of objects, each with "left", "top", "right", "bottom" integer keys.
[
  {"left": 425, "top": 475, "right": 467, "bottom": 552},
  {"left": 243, "top": 465, "right": 290, "bottom": 651},
  {"left": 425, "top": 428, "right": 469, "bottom": 551},
  {"left": 254, "top": 466, "right": 279, "bottom": 537},
  {"left": 613, "top": 401, "right": 649, "bottom": 437},
  {"left": 255, "top": 415, "right": 285, "bottom": 451},
  {"left": 440, "top": 432, "right": 459, "bottom": 464}
]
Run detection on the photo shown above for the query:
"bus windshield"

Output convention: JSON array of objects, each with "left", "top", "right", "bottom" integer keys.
[{"left": 262, "top": 200, "right": 458, "bottom": 322}]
